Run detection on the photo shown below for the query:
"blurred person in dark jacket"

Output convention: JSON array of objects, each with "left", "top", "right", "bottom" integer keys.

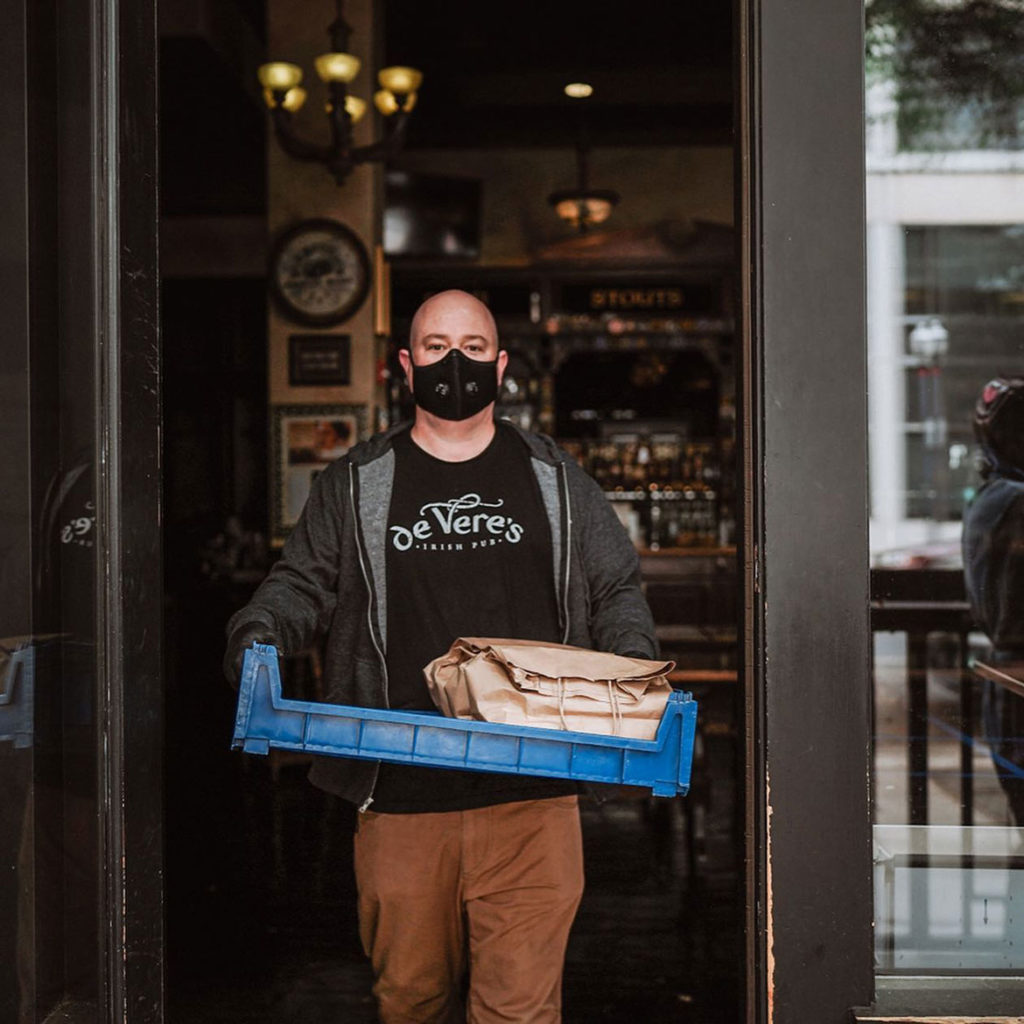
[{"left": 963, "top": 377, "right": 1024, "bottom": 825}]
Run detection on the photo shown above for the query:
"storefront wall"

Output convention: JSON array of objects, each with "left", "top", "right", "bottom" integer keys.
[
  {"left": 741, "top": 0, "right": 874, "bottom": 1019},
  {"left": 13, "top": 0, "right": 1023, "bottom": 1021}
]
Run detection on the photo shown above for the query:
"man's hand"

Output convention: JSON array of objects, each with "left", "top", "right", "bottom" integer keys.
[{"left": 224, "top": 621, "right": 282, "bottom": 688}]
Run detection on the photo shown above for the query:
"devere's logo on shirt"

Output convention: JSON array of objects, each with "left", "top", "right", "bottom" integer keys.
[{"left": 390, "top": 493, "right": 525, "bottom": 552}]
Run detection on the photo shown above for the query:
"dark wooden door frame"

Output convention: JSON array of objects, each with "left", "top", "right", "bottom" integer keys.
[
  {"left": 15, "top": 0, "right": 161, "bottom": 1017},
  {"left": 739, "top": 0, "right": 874, "bottom": 1020},
  {"left": 92, "top": 0, "right": 163, "bottom": 1017},
  {"left": 31, "top": 0, "right": 164, "bottom": 1017}
]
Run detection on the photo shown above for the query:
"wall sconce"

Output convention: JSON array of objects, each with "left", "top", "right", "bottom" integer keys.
[{"left": 258, "top": 0, "right": 423, "bottom": 186}]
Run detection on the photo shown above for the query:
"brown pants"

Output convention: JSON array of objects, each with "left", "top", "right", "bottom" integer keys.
[{"left": 353, "top": 795, "right": 584, "bottom": 1024}]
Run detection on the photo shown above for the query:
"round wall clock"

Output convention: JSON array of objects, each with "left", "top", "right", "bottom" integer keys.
[{"left": 269, "top": 218, "right": 371, "bottom": 327}]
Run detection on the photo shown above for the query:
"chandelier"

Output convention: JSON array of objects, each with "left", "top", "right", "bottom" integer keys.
[{"left": 257, "top": 0, "right": 423, "bottom": 186}]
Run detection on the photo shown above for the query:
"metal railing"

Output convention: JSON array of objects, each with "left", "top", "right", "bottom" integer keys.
[{"left": 870, "top": 568, "right": 976, "bottom": 826}]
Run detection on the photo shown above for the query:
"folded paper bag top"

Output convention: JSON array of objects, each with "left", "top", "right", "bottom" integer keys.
[{"left": 423, "top": 637, "right": 676, "bottom": 740}]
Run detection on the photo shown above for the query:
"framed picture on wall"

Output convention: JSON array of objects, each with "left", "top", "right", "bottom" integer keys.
[{"left": 271, "top": 404, "right": 366, "bottom": 545}]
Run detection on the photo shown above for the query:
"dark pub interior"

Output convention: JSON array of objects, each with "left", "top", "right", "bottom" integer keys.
[{"left": 158, "top": 0, "right": 742, "bottom": 1019}]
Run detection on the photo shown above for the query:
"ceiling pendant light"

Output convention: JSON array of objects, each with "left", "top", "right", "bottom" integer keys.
[
  {"left": 548, "top": 141, "right": 619, "bottom": 233},
  {"left": 548, "top": 85, "right": 618, "bottom": 233}
]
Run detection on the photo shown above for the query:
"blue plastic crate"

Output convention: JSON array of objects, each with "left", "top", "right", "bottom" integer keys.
[
  {"left": 232, "top": 644, "right": 697, "bottom": 798},
  {"left": 0, "top": 645, "right": 34, "bottom": 749}
]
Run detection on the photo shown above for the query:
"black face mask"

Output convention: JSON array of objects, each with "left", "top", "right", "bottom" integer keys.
[{"left": 410, "top": 349, "right": 499, "bottom": 421}]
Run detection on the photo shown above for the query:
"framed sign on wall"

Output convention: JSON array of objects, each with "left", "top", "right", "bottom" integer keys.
[
  {"left": 288, "top": 334, "right": 351, "bottom": 387},
  {"left": 271, "top": 404, "right": 366, "bottom": 545}
]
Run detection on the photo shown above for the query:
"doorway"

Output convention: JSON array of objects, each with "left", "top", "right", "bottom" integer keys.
[{"left": 158, "top": 1, "right": 743, "bottom": 1021}]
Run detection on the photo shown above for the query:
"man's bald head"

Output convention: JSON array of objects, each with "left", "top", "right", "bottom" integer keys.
[
  {"left": 408, "top": 290, "right": 499, "bottom": 357},
  {"left": 399, "top": 288, "right": 507, "bottom": 408}
]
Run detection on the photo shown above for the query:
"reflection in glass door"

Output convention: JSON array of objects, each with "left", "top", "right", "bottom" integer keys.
[
  {"left": 1, "top": 0, "right": 162, "bottom": 1019},
  {"left": 866, "top": 0, "right": 1024, "bottom": 984},
  {"left": 1, "top": 2, "right": 103, "bottom": 1017}
]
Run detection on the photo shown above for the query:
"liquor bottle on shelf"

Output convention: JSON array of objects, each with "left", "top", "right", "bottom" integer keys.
[
  {"left": 556, "top": 431, "right": 722, "bottom": 549},
  {"left": 648, "top": 502, "right": 663, "bottom": 551}
]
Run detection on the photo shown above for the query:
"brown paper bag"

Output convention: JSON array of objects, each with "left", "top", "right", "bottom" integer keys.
[{"left": 424, "top": 638, "right": 676, "bottom": 740}]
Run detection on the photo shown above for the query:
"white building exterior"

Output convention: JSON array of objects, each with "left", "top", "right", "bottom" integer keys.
[{"left": 866, "top": 79, "right": 1024, "bottom": 561}]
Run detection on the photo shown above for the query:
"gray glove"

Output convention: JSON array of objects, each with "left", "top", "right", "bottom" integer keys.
[{"left": 223, "top": 621, "right": 281, "bottom": 688}]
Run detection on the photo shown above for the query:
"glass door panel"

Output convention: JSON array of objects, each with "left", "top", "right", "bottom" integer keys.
[{"left": 867, "top": 0, "right": 1024, "bottom": 978}]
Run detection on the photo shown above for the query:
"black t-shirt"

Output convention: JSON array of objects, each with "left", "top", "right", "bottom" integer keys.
[{"left": 372, "top": 423, "right": 576, "bottom": 812}]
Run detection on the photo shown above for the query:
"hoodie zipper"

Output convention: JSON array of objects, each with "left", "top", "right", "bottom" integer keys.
[
  {"left": 558, "top": 462, "right": 573, "bottom": 644},
  {"left": 349, "top": 462, "right": 389, "bottom": 812}
]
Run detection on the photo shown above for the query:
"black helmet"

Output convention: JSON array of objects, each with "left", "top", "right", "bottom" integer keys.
[{"left": 974, "top": 377, "right": 1024, "bottom": 476}]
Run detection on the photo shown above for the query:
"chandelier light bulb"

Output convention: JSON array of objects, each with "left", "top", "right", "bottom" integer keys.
[
  {"left": 377, "top": 66, "right": 423, "bottom": 95},
  {"left": 345, "top": 95, "right": 367, "bottom": 123},
  {"left": 264, "top": 86, "right": 307, "bottom": 112},
  {"left": 284, "top": 87, "right": 307, "bottom": 112},
  {"left": 375, "top": 89, "right": 417, "bottom": 116},
  {"left": 582, "top": 197, "right": 614, "bottom": 224},
  {"left": 374, "top": 88, "right": 398, "bottom": 116},
  {"left": 314, "top": 52, "right": 361, "bottom": 83},
  {"left": 258, "top": 61, "right": 303, "bottom": 91}
]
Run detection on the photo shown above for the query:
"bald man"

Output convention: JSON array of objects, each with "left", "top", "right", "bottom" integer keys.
[{"left": 225, "top": 290, "right": 657, "bottom": 1022}]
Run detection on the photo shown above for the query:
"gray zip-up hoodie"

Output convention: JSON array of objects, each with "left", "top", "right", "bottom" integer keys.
[{"left": 227, "top": 419, "right": 657, "bottom": 807}]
